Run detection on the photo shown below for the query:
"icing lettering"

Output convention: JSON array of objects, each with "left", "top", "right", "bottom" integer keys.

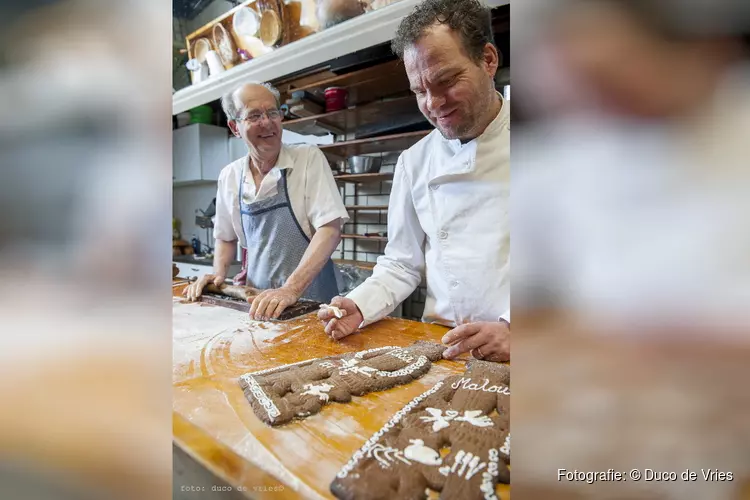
[
  {"left": 375, "top": 356, "right": 428, "bottom": 378},
  {"left": 388, "top": 349, "right": 415, "bottom": 363},
  {"left": 480, "top": 449, "right": 500, "bottom": 500},
  {"left": 450, "top": 450, "right": 486, "bottom": 480},
  {"left": 499, "top": 433, "right": 510, "bottom": 456},
  {"left": 451, "top": 378, "right": 510, "bottom": 395},
  {"left": 339, "top": 358, "right": 378, "bottom": 377}
]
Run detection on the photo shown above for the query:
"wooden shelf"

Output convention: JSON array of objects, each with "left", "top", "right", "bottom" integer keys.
[
  {"left": 173, "top": 0, "right": 430, "bottom": 114},
  {"left": 345, "top": 205, "right": 388, "bottom": 211},
  {"left": 333, "top": 259, "right": 376, "bottom": 271},
  {"left": 319, "top": 130, "right": 431, "bottom": 159},
  {"left": 282, "top": 95, "right": 421, "bottom": 136},
  {"left": 279, "top": 60, "right": 412, "bottom": 109},
  {"left": 334, "top": 173, "right": 393, "bottom": 183},
  {"left": 341, "top": 234, "right": 388, "bottom": 242}
]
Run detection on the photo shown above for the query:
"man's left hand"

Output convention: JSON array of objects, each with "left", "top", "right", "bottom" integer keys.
[
  {"left": 249, "top": 287, "right": 300, "bottom": 320},
  {"left": 441, "top": 321, "right": 510, "bottom": 362}
]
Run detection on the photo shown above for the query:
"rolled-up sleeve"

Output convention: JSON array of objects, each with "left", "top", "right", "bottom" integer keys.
[
  {"left": 304, "top": 147, "right": 349, "bottom": 229},
  {"left": 346, "top": 155, "right": 425, "bottom": 325},
  {"left": 213, "top": 171, "right": 238, "bottom": 243}
]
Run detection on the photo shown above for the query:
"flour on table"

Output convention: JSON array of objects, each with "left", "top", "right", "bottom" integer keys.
[{"left": 173, "top": 300, "right": 289, "bottom": 381}]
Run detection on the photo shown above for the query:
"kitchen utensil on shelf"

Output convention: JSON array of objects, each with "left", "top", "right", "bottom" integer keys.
[
  {"left": 233, "top": 6, "right": 261, "bottom": 37},
  {"left": 213, "top": 23, "right": 239, "bottom": 66},
  {"left": 193, "top": 38, "right": 212, "bottom": 63},
  {"left": 237, "top": 48, "right": 251, "bottom": 61},
  {"left": 259, "top": 8, "right": 282, "bottom": 46},
  {"left": 317, "top": 0, "right": 366, "bottom": 29},
  {"left": 186, "top": 58, "right": 208, "bottom": 84},
  {"left": 325, "top": 86, "right": 348, "bottom": 111},
  {"left": 205, "top": 50, "right": 226, "bottom": 76},
  {"left": 189, "top": 105, "right": 213, "bottom": 124},
  {"left": 175, "top": 111, "right": 191, "bottom": 128},
  {"left": 348, "top": 155, "right": 382, "bottom": 174}
]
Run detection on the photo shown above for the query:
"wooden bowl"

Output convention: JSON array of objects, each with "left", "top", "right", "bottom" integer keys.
[
  {"left": 259, "top": 9, "right": 282, "bottom": 47},
  {"left": 194, "top": 38, "right": 212, "bottom": 63},
  {"left": 213, "top": 23, "right": 238, "bottom": 66}
]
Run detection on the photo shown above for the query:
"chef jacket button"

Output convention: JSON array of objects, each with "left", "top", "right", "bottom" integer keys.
[
  {"left": 439, "top": 230, "right": 448, "bottom": 240},
  {"left": 451, "top": 281, "right": 459, "bottom": 289}
]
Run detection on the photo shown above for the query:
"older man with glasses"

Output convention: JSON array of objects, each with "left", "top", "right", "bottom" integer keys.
[{"left": 185, "top": 82, "right": 348, "bottom": 321}]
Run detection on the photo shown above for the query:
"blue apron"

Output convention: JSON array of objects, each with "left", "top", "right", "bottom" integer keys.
[{"left": 239, "top": 167, "right": 339, "bottom": 303}]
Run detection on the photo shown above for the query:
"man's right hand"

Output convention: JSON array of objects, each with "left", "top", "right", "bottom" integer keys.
[
  {"left": 184, "top": 274, "right": 226, "bottom": 302},
  {"left": 317, "top": 296, "right": 364, "bottom": 340}
]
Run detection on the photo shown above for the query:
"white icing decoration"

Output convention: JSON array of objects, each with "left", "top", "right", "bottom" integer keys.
[
  {"left": 368, "top": 444, "right": 411, "bottom": 469},
  {"left": 420, "top": 408, "right": 493, "bottom": 432},
  {"left": 339, "top": 358, "right": 379, "bottom": 377},
  {"left": 388, "top": 349, "right": 415, "bottom": 363},
  {"left": 455, "top": 410, "right": 494, "bottom": 428},
  {"left": 335, "top": 381, "right": 444, "bottom": 479},
  {"left": 450, "top": 450, "right": 486, "bottom": 480},
  {"left": 451, "top": 377, "right": 510, "bottom": 395},
  {"left": 439, "top": 465, "right": 451, "bottom": 477},
  {"left": 301, "top": 382, "right": 334, "bottom": 402},
  {"left": 240, "top": 375, "right": 280, "bottom": 421},
  {"left": 244, "top": 357, "right": 316, "bottom": 377},
  {"left": 319, "top": 304, "right": 345, "bottom": 318},
  {"left": 421, "top": 408, "right": 454, "bottom": 432},
  {"left": 404, "top": 439, "right": 442, "bottom": 466},
  {"left": 499, "top": 433, "right": 510, "bottom": 457},
  {"left": 338, "top": 354, "right": 429, "bottom": 379},
  {"left": 374, "top": 355, "right": 428, "bottom": 378},
  {"left": 480, "top": 449, "right": 500, "bottom": 500},
  {"left": 319, "top": 361, "right": 336, "bottom": 369},
  {"left": 354, "top": 346, "right": 400, "bottom": 359}
]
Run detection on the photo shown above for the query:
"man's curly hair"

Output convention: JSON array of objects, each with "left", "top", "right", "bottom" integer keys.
[{"left": 391, "top": 0, "right": 495, "bottom": 63}]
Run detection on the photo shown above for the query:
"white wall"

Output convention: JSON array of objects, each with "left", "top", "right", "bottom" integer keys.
[
  {"left": 173, "top": 183, "right": 219, "bottom": 251},
  {"left": 173, "top": 131, "right": 329, "bottom": 250}
]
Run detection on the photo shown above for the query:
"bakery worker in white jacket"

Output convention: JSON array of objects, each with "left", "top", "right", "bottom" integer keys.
[{"left": 319, "top": 0, "right": 510, "bottom": 362}]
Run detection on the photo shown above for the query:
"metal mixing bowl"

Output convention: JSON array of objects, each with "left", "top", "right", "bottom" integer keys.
[{"left": 348, "top": 156, "right": 382, "bottom": 174}]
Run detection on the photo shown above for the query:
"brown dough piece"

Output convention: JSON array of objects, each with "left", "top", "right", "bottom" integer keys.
[
  {"left": 330, "top": 361, "right": 510, "bottom": 500},
  {"left": 238, "top": 341, "right": 447, "bottom": 426},
  {"left": 204, "top": 283, "right": 261, "bottom": 302}
]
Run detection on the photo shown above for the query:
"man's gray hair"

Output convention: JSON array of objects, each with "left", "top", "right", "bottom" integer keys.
[{"left": 220, "top": 82, "right": 281, "bottom": 120}]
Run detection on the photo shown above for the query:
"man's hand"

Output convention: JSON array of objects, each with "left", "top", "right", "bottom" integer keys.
[
  {"left": 442, "top": 321, "right": 510, "bottom": 362},
  {"left": 317, "top": 296, "right": 364, "bottom": 340},
  {"left": 184, "top": 274, "right": 226, "bottom": 302},
  {"left": 249, "top": 286, "right": 300, "bottom": 321}
]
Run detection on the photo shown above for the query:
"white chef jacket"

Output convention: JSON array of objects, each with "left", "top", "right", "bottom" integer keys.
[
  {"left": 347, "top": 97, "right": 510, "bottom": 327},
  {"left": 214, "top": 144, "right": 349, "bottom": 247}
]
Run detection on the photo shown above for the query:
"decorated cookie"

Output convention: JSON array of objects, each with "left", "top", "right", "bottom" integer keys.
[
  {"left": 238, "top": 341, "right": 447, "bottom": 426},
  {"left": 330, "top": 360, "right": 510, "bottom": 500}
]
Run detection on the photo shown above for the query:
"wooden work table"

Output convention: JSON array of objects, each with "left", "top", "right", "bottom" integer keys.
[{"left": 172, "top": 283, "right": 509, "bottom": 499}]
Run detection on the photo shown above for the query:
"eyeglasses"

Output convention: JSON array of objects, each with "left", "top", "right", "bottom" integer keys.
[{"left": 237, "top": 109, "right": 283, "bottom": 123}]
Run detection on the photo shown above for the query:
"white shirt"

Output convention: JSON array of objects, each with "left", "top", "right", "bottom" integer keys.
[
  {"left": 347, "top": 97, "right": 510, "bottom": 327},
  {"left": 214, "top": 144, "right": 349, "bottom": 247}
]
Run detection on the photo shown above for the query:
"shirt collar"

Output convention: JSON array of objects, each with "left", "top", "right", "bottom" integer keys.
[
  {"left": 445, "top": 92, "right": 507, "bottom": 154},
  {"left": 242, "top": 144, "right": 294, "bottom": 174}
]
